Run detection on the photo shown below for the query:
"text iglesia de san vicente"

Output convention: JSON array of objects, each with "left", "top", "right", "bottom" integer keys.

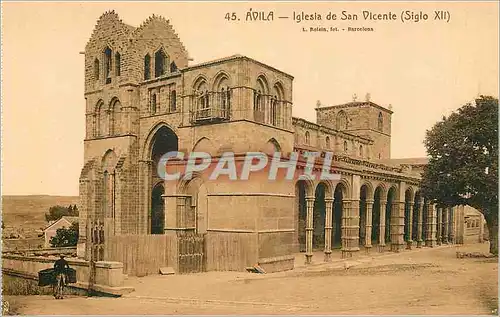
[{"left": 76, "top": 11, "right": 484, "bottom": 274}]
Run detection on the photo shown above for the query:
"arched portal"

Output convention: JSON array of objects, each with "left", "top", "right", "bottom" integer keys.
[
  {"left": 332, "top": 183, "right": 345, "bottom": 248},
  {"left": 372, "top": 187, "right": 383, "bottom": 245},
  {"left": 151, "top": 182, "right": 165, "bottom": 234},
  {"left": 295, "top": 180, "right": 307, "bottom": 252},
  {"left": 386, "top": 187, "right": 396, "bottom": 244},
  {"left": 148, "top": 125, "right": 178, "bottom": 234},
  {"left": 404, "top": 189, "right": 413, "bottom": 242},
  {"left": 412, "top": 192, "right": 421, "bottom": 241},
  {"left": 359, "top": 185, "right": 369, "bottom": 246},
  {"left": 313, "top": 183, "right": 326, "bottom": 250}
]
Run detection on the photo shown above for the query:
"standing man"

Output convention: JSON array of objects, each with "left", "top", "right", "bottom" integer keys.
[{"left": 53, "top": 255, "right": 70, "bottom": 299}]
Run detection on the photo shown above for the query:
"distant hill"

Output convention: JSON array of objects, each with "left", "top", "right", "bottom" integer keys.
[{"left": 2, "top": 195, "right": 79, "bottom": 237}]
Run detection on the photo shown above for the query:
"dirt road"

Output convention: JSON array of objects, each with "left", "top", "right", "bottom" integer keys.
[{"left": 4, "top": 243, "right": 497, "bottom": 315}]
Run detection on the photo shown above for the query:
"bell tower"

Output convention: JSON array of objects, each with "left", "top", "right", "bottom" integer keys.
[{"left": 316, "top": 97, "right": 393, "bottom": 160}]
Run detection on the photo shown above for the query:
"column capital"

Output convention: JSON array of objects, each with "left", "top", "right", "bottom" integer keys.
[
  {"left": 305, "top": 196, "right": 315, "bottom": 202},
  {"left": 366, "top": 199, "right": 374, "bottom": 204},
  {"left": 324, "top": 198, "right": 334, "bottom": 203}
]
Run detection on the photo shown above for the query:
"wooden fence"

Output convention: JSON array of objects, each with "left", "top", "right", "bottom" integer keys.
[
  {"left": 105, "top": 234, "right": 178, "bottom": 276},
  {"left": 205, "top": 232, "right": 258, "bottom": 271}
]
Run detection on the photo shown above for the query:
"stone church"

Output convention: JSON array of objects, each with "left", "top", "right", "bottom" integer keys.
[{"left": 77, "top": 11, "right": 467, "bottom": 273}]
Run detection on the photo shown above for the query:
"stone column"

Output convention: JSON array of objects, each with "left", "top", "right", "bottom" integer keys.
[
  {"left": 142, "top": 160, "right": 153, "bottom": 235},
  {"left": 436, "top": 208, "right": 443, "bottom": 245},
  {"left": 305, "top": 196, "right": 314, "bottom": 264},
  {"left": 426, "top": 203, "right": 437, "bottom": 247},
  {"left": 365, "top": 199, "right": 374, "bottom": 251},
  {"left": 324, "top": 198, "right": 334, "bottom": 262},
  {"left": 449, "top": 207, "right": 456, "bottom": 244},
  {"left": 391, "top": 201, "right": 405, "bottom": 252},
  {"left": 341, "top": 199, "right": 360, "bottom": 258},
  {"left": 442, "top": 207, "right": 449, "bottom": 244},
  {"left": 416, "top": 198, "right": 424, "bottom": 248},
  {"left": 406, "top": 202, "right": 414, "bottom": 249},
  {"left": 379, "top": 200, "right": 387, "bottom": 252}
]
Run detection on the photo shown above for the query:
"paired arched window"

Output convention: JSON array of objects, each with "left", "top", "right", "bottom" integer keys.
[
  {"left": 109, "top": 99, "right": 122, "bottom": 136},
  {"left": 378, "top": 112, "right": 383, "bottom": 131},
  {"left": 144, "top": 54, "right": 151, "bottom": 80}
]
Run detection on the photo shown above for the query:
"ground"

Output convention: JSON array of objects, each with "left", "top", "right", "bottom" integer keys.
[{"left": 4, "top": 243, "right": 498, "bottom": 315}]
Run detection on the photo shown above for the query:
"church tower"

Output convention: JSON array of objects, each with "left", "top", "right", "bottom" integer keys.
[{"left": 315, "top": 96, "right": 392, "bottom": 160}]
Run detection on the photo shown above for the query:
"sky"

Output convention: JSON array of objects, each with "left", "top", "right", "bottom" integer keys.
[{"left": 1, "top": 1, "right": 498, "bottom": 196}]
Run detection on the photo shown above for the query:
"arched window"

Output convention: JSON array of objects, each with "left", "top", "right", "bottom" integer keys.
[
  {"left": 104, "top": 47, "right": 112, "bottom": 82},
  {"left": 359, "top": 145, "right": 363, "bottom": 157},
  {"left": 343, "top": 141, "right": 348, "bottom": 152},
  {"left": 378, "top": 153, "right": 381, "bottom": 159},
  {"left": 170, "top": 90, "right": 177, "bottom": 112},
  {"left": 95, "top": 101, "right": 107, "bottom": 137},
  {"left": 305, "top": 131, "right": 310, "bottom": 145},
  {"left": 144, "top": 54, "right": 151, "bottom": 80},
  {"left": 155, "top": 49, "right": 168, "bottom": 77},
  {"left": 94, "top": 59, "right": 100, "bottom": 80},
  {"left": 214, "top": 74, "right": 231, "bottom": 118},
  {"left": 326, "top": 136, "right": 331, "bottom": 148},
  {"left": 151, "top": 93, "right": 157, "bottom": 114},
  {"left": 110, "top": 99, "right": 121, "bottom": 136},
  {"left": 378, "top": 112, "right": 383, "bottom": 131},
  {"left": 115, "top": 53, "right": 121, "bottom": 76},
  {"left": 170, "top": 61, "right": 177, "bottom": 72},
  {"left": 271, "top": 96, "right": 278, "bottom": 126},
  {"left": 336, "top": 110, "right": 348, "bottom": 130}
]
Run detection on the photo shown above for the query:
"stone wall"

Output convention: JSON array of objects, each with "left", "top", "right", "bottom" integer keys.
[{"left": 2, "top": 254, "right": 132, "bottom": 295}]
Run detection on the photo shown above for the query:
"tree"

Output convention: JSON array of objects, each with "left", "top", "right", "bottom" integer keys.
[
  {"left": 421, "top": 95, "right": 498, "bottom": 255},
  {"left": 45, "top": 205, "right": 79, "bottom": 222},
  {"left": 49, "top": 223, "right": 79, "bottom": 247}
]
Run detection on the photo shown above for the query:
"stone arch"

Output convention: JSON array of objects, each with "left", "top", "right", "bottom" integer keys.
[
  {"left": 150, "top": 181, "right": 165, "bottom": 234},
  {"left": 95, "top": 100, "right": 107, "bottom": 137},
  {"left": 295, "top": 177, "right": 315, "bottom": 252},
  {"left": 404, "top": 187, "right": 414, "bottom": 242},
  {"left": 109, "top": 97, "right": 122, "bottom": 136},
  {"left": 412, "top": 191, "right": 422, "bottom": 241},
  {"left": 256, "top": 74, "right": 270, "bottom": 94},
  {"left": 212, "top": 71, "right": 232, "bottom": 91},
  {"left": 312, "top": 182, "right": 329, "bottom": 250},
  {"left": 144, "top": 53, "right": 151, "bottom": 80},
  {"left": 385, "top": 185, "right": 398, "bottom": 244},
  {"left": 192, "top": 137, "right": 215, "bottom": 155},
  {"left": 142, "top": 122, "right": 178, "bottom": 161},
  {"left": 263, "top": 137, "right": 282, "bottom": 155},
  {"left": 273, "top": 81, "right": 285, "bottom": 100},
  {"left": 305, "top": 131, "right": 311, "bottom": 145},
  {"left": 101, "top": 149, "right": 118, "bottom": 172},
  {"left": 336, "top": 110, "right": 348, "bottom": 130},
  {"left": 372, "top": 185, "right": 385, "bottom": 246},
  {"left": 332, "top": 181, "right": 348, "bottom": 248},
  {"left": 192, "top": 75, "right": 209, "bottom": 91},
  {"left": 154, "top": 47, "right": 169, "bottom": 77}
]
